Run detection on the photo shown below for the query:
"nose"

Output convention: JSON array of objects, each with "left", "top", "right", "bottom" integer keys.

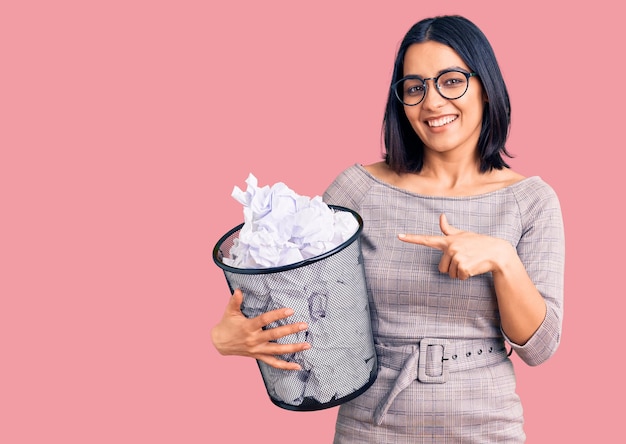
[{"left": 421, "top": 78, "right": 446, "bottom": 109}]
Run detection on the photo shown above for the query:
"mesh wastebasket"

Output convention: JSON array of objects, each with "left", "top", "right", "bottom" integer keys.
[{"left": 212, "top": 205, "right": 378, "bottom": 411}]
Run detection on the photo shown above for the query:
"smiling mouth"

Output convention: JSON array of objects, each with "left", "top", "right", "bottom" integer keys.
[{"left": 427, "top": 116, "right": 457, "bottom": 127}]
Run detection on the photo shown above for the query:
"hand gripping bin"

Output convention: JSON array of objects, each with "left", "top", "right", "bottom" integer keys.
[{"left": 212, "top": 205, "right": 378, "bottom": 411}]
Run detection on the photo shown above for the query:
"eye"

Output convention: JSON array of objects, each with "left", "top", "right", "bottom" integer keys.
[
  {"left": 404, "top": 80, "right": 424, "bottom": 96},
  {"left": 439, "top": 71, "right": 468, "bottom": 89}
]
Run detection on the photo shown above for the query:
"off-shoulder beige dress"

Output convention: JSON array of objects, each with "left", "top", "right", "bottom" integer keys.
[{"left": 323, "top": 164, "right": 564, "bottom": 443}]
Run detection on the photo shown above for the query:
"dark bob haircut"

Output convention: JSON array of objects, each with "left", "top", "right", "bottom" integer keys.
[{"left": 383, "top": 15, "right": 512, "bottom": 173}]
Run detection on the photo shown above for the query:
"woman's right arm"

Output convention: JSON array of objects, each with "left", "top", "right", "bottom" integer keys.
[{"left": 210, "top": 289, "right": 310, "bottom": 370}]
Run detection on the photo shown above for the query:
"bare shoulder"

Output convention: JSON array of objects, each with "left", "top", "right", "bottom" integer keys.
[
  {"left": 363, "top": 161, "right": 389, "bottom": 175},
  {"left": 362, "top": 161, "right": 398, "bottom": 182},
  {"left": 491, "top": 168, "right": 526, "bottom": 187},
  {"left": 362, "top": 162, "right": 527, "bottom": 196},
  {"left": 471, "top": 168, "right": 527, "bottom": 195}
]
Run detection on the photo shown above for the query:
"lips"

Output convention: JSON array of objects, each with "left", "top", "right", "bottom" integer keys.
[{"left": 426, "top": 115, "right": 457, "bottom": 127}]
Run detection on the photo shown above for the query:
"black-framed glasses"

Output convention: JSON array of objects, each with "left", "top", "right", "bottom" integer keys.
[{"left": 392, "top": 69, "right": 478, "bottom": 106}]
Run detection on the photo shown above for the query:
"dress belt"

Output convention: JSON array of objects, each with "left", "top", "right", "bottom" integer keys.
[{"left": 373, "top": 338, "right": 510, "bottom": 425}]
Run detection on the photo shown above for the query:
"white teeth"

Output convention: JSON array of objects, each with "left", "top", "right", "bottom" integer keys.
[{"left": 427, "top": 116, "right": 457, "bottom": 127}]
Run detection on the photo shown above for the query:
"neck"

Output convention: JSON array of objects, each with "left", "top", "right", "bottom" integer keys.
[{"left": 419, "top": 156, "right": 483, "bottom": 191}]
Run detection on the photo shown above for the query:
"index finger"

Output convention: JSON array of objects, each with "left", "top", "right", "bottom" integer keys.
[
  {"left": 398, "top": 233, "right": 447, "bottom": 250},
  {"left": 254, "top": 306, "right": 306, "bottom": 331}
]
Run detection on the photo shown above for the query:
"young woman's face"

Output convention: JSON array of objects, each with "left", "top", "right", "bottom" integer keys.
[{"left": 402, "top": 41, "right": 485, "bottom": 157}]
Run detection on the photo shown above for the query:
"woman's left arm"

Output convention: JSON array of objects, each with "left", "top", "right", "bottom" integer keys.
[
  {"left": 398, "top": 188, "right": 565, "bottom": 365},
  {"left": 500, "top": 185, "right": 565, "bottom": 365}
]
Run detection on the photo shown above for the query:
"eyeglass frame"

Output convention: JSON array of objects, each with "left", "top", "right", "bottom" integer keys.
[{"left": 391, "top": 69, "right": 479, "bottom": 106}]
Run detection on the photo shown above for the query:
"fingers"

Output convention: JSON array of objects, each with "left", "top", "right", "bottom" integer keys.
[
  {"left": 262, "top": 319, "right": 309, "bottom": 342},
  {"left": 398, "top": 213, "right": 460, "bottom": 249},
  {"left": 257, "top": 354, "right": 306, "bottom": 371},
  {"left": 215, "top": 289, "right": 311, "bottom": 370},
  {"left": 244, "top": 298, "right": 310, "bottom": 370},
  {"left": 225, "top": 288, "right": 244, "bottom": 314},
  {"left": 252, "top": 327, "right": 310, "bottom": 370},
  {"left": 398, "top": 233, "right": 447, "bottom": 250},
  {"left": 398, "top": 215, "right": 475, "bottom": 280},
  {"left": 440, "top": 258, "right": 473, "bottom": 280},
  {"left": 439, "top": 213, "right": 451, "bottom": 235},
  {"left": 230, "top": 288, "right": 308, "bottom": 332},
  {"left": 261, "top": 339, "right": 311, "bottom": 354},
  {"left": 237, "top": 287, "right": 310, "bottom": 350},
  {"left": 439, "top": 213, "right": 462, "bottom": 236},
  {"left": 255, "top": 306, "right": 308, "bottom": 331},
  {"left": 439, "top": 251, "right": 453, "bottom": 276}
]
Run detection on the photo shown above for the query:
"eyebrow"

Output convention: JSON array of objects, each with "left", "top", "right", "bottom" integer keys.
[{"left": 404, "top": 65, "right": 470, "bottom": 78}]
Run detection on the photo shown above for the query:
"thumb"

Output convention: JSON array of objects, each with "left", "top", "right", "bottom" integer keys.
[
  {"left": 439, "top": 214, "right": 462, "bottom": 236},
  {"left": 226, "top": 288, "right": 244, "bottom": 314}
]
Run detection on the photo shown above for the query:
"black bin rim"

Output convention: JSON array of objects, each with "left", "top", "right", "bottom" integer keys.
[{"left": 212, "top": 205, "right": 363, "bottom": 275}]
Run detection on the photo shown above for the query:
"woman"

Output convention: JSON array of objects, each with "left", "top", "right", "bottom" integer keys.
[{"left": 212, "top": 15, "right": 564, "bottom": 443}]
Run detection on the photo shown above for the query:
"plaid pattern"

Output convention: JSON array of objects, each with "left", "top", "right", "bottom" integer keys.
[{"left": 322, "top": 165, "right": 565, "bottom": 443}]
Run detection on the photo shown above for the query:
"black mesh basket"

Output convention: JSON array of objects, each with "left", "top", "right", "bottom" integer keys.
[{"left": 212, "top": 205, "right": 377, "bottom": 411}]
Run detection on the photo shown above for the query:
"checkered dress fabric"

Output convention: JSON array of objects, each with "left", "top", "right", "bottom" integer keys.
[{"left": 322, "top": 164, "right": 565, "bottom": 443}]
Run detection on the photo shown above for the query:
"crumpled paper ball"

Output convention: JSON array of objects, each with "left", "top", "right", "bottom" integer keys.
[{"left": 223, "top": 173, "right": 359, "bottom": 268}]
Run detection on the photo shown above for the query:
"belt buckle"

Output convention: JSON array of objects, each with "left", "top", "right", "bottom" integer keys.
[{"left": 417, "top": 338, "right": 449, "bottom": 384}]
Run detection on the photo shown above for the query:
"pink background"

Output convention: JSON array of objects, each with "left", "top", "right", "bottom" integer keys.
[{"left": 2, "top": 1, "right": 622, "bottom": 442}]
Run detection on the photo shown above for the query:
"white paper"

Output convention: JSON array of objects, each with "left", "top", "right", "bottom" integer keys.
[{"left": 224, "top": 173, "right": 359, "bottom": 268}]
